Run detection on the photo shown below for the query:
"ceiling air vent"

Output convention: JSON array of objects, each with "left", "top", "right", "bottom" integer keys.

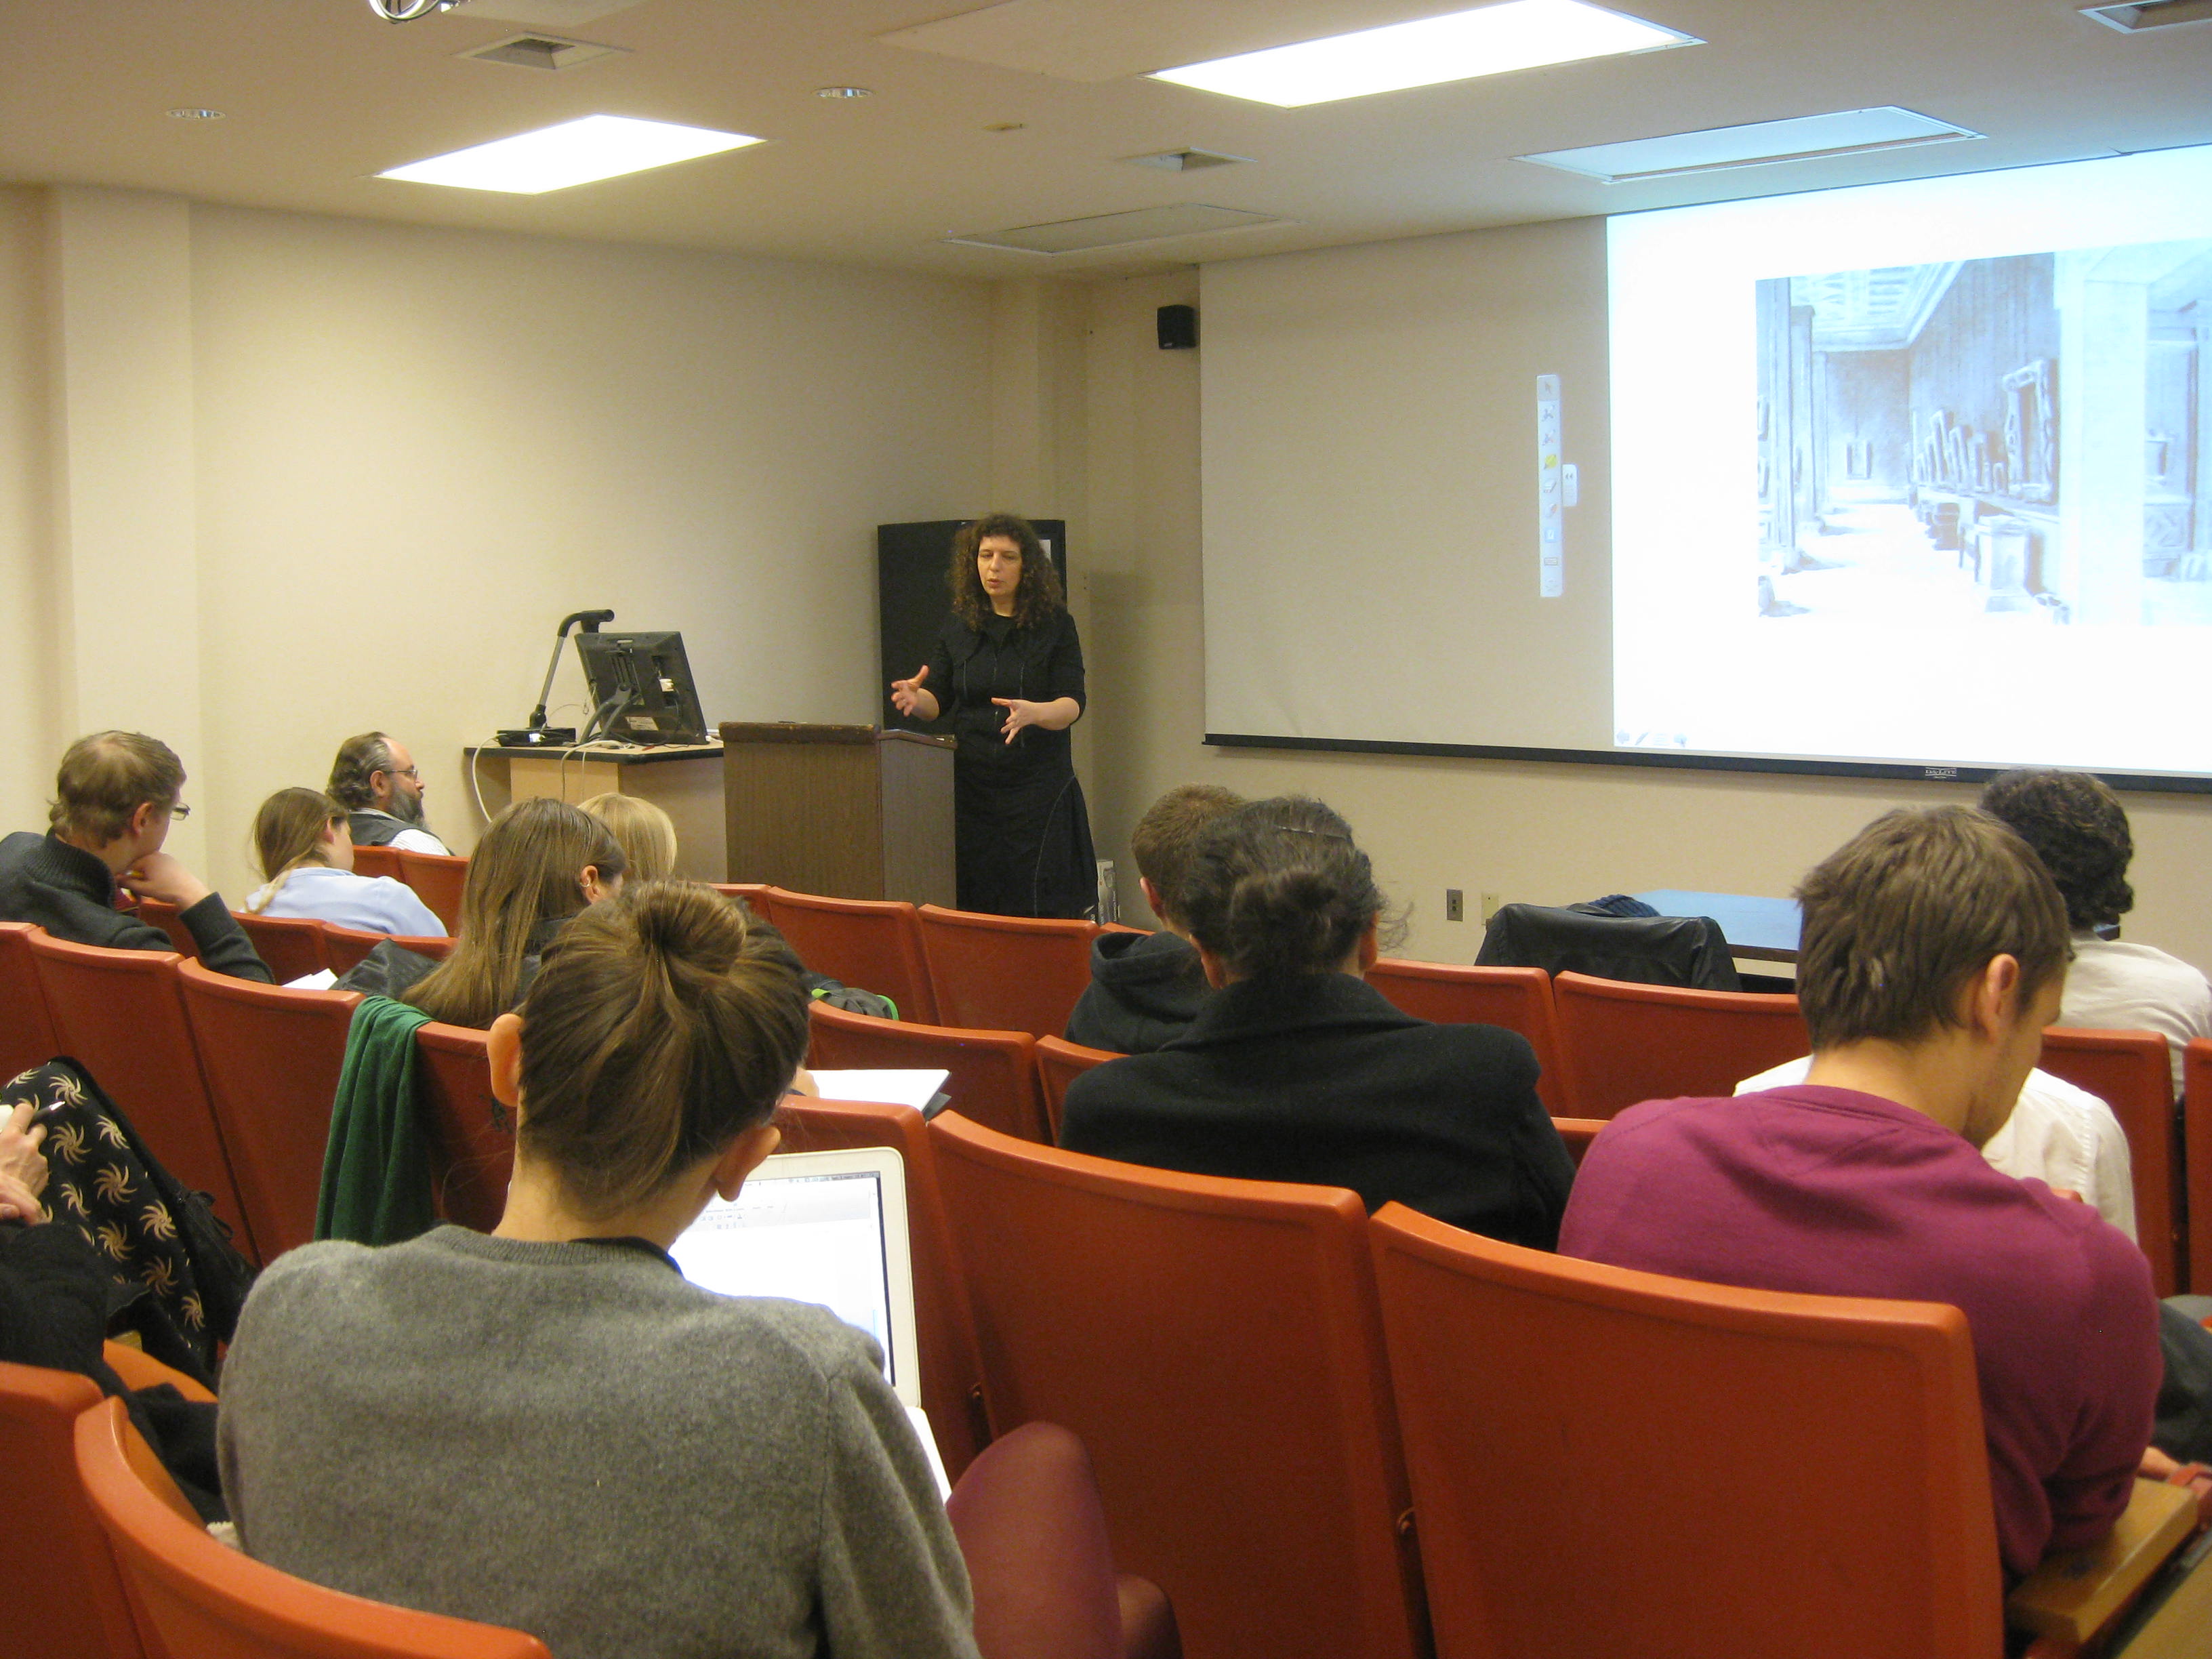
[
  {"left": 2080, "top": 0, "right": 2212, "bottom": 29},
  {"left": 458, "top": 33, "right": 627, "bottom": 70},
  {"left": 1122, "top": 148, "right": 1252, "bottom": 173},
  {"left": 948, "top": 203, "right": 1281, "bottom": 255}
]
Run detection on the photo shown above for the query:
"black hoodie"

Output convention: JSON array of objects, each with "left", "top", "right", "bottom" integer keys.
[{"left": 1063, "top": 927, "right": 1212, "bottom": 1054}]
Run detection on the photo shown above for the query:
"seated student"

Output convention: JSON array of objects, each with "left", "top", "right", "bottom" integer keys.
[
  {"left": 327, "top": 732, "right": 451, "bottom": 855},
  {"left": 0, "top": 731, "right": 270, "bottom": 983},
  {"left": 1058, "top": 796, "right": 1575, "bottom": 1247},
  {"left": 578, "top": 792, "right": 677, "bottom": 883},
  {"left": 1979, "top": 768, "right": 2211, "bottom": 1090},
  {"left": 1065, "top": 783, "right": 1242, "bottom": 1054},
  {"left": 1562, "top": 806, "right": 2161, "bottom": 1580},
  {"left": 336, "top": 797, "right": 623, "bottom": 1021},
  {"left": 243, "top": 788, "right": 445, "bottom": 938},
  {"left": 219, "top": 882, "right": 978, "bottom": 1659}
]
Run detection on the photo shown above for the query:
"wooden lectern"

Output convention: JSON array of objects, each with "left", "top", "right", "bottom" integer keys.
[{"left": 721, "top": 723, "right": 956, "bottom": 905}]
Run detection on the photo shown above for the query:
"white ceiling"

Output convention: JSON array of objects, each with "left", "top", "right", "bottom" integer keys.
[{"left": 4, "top": 0, "right": 2211, "bottom": 280}]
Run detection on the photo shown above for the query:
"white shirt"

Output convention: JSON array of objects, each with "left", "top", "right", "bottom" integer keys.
[
  {"left": 388, "top": 826, "right": 451, "bottom": 856},
  {"left": 246, "top": 865, "right": 447, "bottom": 938},
  {"left": 1736, "top": 1057, "right": 2137, "bottom": 1242},
  {"left": 2059, "top": 932, "right": 2212, "bottom": 1092}
]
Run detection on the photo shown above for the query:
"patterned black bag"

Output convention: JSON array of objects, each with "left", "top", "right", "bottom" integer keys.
[{"left": 3, "top": 1059, "right": 257, "bottom": 1387}]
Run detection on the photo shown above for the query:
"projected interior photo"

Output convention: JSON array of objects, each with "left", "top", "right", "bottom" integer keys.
[{"left": 1754, "top": 244, "right": 2212, "bottom": 632}]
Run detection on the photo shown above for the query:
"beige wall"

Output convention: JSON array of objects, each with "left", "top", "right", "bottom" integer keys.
[
  {"left": 1075, "top": 260, "right": 2212, "bottom": 970},
  {"left": 1, "top": 189, "right": 994, "bottom": 903}
]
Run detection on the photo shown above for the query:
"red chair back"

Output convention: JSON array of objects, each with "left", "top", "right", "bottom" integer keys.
[
  {"left": 1552, "top": 1115, "right": 1606, "bottom": 1166},
  {"left": 711, "top": 882, "right": 773, "bottom": 908},
  {"left": 775, "top": 1094, "right": 990, "bottom": 1478},
  {"left": 2190, "top": 1039, "right": 2212, "bottom": 1294},
  {"left": 1369, "top": 1202, "right": 2003, "bottom": 1659},
  {"left": 416, "top": 1022, "right": 514, "bottom": 1231},
  {"left": 917, "top": 905, "right": 1097, "bottom": 1040},
  {"left": 232, "top": 912, "right": 332, "bottom": 983},
  {"left": 0, "top": 921, "right": 62, "bottom": 1085},
  {"left": 1552, "top": 971, "right": 1809, "bottom": 1119},
  {"left": 75, "top": 1396, "right": 551, "bottom": 1659},
  {"left": 176, "top": 960, "right": 361, "bottom": 1260},
  {"left": 930, "top": 1112, "right": 1425, "bottom": 1659},
  {"left": 760, "top": 888, "right": 938, "bottom": 1023},
  {"left": 321, "top": 924, "right": 454, "bottom": 975},
  {"left": 349, "top": 844, "right": 404, "bottom": 880},
  {"left": 396, "top": 849, "right": 470, "bottom": 933},
  {"left": 132, "top": 897, "right": 199, "bottom": 957},
  {"left": 1366, "top": 959, "right": 1572, "bottom": 1113},
  {"left": 2040, "top": 1026, "right": 2183, "bottom": 1296},
  {"left": 0, "top": 1364, "right": 147, "bottom": 1658},
  {"left": 26, "top": 935, "right": 260, "bottom": 1263},
  {"left": 1034, "top": 1035, "right": 1118, "bottom": 1139},
  {"left": 808, "top": 1001, "right": 1045, "bottom": 1142}
]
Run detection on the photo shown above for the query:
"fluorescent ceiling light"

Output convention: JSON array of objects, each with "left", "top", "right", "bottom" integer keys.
[
  {"left": 1148, "top": 0, "right": 1696, "bottom": 108},
  {"left": 378, "top": 114, "right": 762, "bottom": 194},
  {"left": 1517, "top": 106, "right": 1981, "bottom": 182}
]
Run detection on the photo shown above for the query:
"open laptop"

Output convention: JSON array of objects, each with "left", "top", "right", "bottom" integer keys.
[{"left": 666, "top": 1146, "right": 948, "bottom": 1495}]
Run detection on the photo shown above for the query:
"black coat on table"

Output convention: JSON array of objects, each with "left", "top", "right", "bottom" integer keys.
[
  {"left": 1058, "top": 970, "right": 1575, "bottom": 1248},
  {"left": 920, "top": 608, "right": 1096, "bottom": 919}
]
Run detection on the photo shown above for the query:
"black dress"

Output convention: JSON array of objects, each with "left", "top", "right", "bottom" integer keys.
[{"left": 921, "top": 609, "right": 1097, "bottom": 919}]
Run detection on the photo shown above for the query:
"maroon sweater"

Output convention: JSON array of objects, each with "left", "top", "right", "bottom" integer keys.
[{"left": 1560, "top": 1084, "right": 2158, "bottom": 1578}]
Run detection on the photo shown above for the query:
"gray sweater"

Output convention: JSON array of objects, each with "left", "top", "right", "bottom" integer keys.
[{"left": 218, "top": 1227, "right": 979, "bottom": 1659}]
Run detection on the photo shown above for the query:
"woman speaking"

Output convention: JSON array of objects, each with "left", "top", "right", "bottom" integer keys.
[{"left": 890, "top": 514, "right": 1096, "bottom": 918}]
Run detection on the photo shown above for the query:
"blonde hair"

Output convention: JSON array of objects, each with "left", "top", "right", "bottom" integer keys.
[
  {"left": 579, "top": 794, "right": 678, "bottom": 884},
  {"left": 248, "top": 788, "right": 347, "bottom": 913}
]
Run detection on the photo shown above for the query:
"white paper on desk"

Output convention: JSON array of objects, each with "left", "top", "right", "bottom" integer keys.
[
  {"left": 808, "top": 1069, "right": 949, "bottom": 1109},
  {"left": 285, "top": 969, "right": 338, "bottom": 990}
]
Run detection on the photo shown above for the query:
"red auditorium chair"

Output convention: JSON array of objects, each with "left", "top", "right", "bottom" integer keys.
[
  {"left": 2040, "top": 1025, "right": 2184, "bottom": 1296},
  {"left": 1034, "top": 1035, "right": 1119, "bottom": 1139},
  {"left": 1369, "top": 1202, "right": 2198, "bottom": 1659},
  {"left": 232, "top": 910, "right": 332, "bottom": 983},
  {"left": 176, "top": 960, "right": 360, "bottom": 1259},
  {"left": 348, "top": 844, "right": 405, "bottom": 880},
  {"left": 808, "top": 1000, "right": 1046, "bottom": 1143},
  {"left": 321, "top": 923, "right": 454, "bottom": 976},
  {"left": 0, "top": 920, "right": 62, "bottom": 1084},
  {"left": 916, "top": 905, "right": 1098, "bottom": 1040},
  {"left": 1365, "top": 958, "right": 1572, "bottom": 1113},
  {"left": 930, "top": 1111, "right": 1425, "bottom": 1659},
  {"left": 760, "top": 888, "right": 938, "bottom": 1023},
  {"left": 2191, "top": 1038, "right": 2212, "bottom": 1295},
  {"left": 396, "top": 848, "right": 469, "bottom": 933},
  {"left": 711, "top": 882, "right": 774, "bottom": 909},
  {"left": 415, "top": 1021, "right": 513, "bottom": 1232},
  {"left": 0, "top": 1363, "right": 150, "bottom": 1658},
  {"left": 130, "top": 897, "right": 200, "bottom": 957},
  {"left": 26, "top": 934, "right": 259, "bottom": 1263},
  {"left": 1551, "top": 971, "right": 1809, "bottom": 1119}
]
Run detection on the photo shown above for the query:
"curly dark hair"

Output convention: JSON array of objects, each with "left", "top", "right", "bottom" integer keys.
[
  {"left": 1976, "top": 769, "right": 2133, "bottom": 930},
  {"left": 948, "top": 513, "right": 1064, "bottom": 630}
]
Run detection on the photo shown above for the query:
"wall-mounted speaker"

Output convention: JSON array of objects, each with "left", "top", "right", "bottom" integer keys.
[{"left": 1157, "top": 304, "right": 1198, "bottom": 350}]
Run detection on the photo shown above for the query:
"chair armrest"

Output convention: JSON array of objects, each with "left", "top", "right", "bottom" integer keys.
[
  {"left": 102, "top": 1339, "right": 218, "bottom": 1404},
  {"left": 2007, "top": 1478, "right": 2196, "bottom": 1646}
]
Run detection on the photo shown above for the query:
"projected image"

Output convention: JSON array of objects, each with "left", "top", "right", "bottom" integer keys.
[{"left": 1754, "top": 243, "right": 2212, "bottom": 630}]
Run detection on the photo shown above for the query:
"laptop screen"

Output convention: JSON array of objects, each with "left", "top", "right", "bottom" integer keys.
[{"left": 667, "top": 1151, "right": 915, "bottom": 1401}]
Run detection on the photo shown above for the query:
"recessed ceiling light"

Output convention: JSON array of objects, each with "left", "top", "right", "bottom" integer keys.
[
  {"left": 817, "top": 85, "right": 874, "bottom": 99},
  {"left": 1517, "top": 106, "right": 1981, "bottom": 182},
  {"left": 1149, "top": 0, "right": 1696, "bottom": 108},
  {"left": 167, "top": 108, "right": 226, "bottom": 120},
  {"left": 377, "top": 114, "right": 764, "bottom": 194}
]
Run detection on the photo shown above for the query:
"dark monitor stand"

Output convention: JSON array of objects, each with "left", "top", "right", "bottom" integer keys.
[{"left": 576, "top": 631, "right": 710, "bottom": 745}]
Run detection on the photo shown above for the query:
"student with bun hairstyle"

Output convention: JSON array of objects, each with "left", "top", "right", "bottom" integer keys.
[
  {"left": 220, "top": 881, "right": 980, "bottom": 1659},
  {"left": 1058, "top": 796, "right": 1575, "bottom": 1246},
  {"left": 244, "top": 787, "right": 445, "bottom": 937}
]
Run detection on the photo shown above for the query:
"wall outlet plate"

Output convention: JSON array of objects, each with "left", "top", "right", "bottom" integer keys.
[{"left": 1444, "top": 888, "right": 1465, "bottom": 922}]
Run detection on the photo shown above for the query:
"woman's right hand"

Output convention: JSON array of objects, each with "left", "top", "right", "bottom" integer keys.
[{"left": 890, "top": 665, "right": 937, "bottom": 720}]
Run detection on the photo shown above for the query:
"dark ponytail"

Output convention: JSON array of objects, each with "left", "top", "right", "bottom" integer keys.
[
  {"left": 512, "top": 880, "right": 808, "bottom": 1220},
  {"left": 1179, "top": 798, "right": 1393, "bottom": 983}
]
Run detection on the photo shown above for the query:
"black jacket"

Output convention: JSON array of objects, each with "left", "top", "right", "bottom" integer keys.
[
  {"left": 1064, "top": 928, "right": 1211, "bottom": 1055},
  {"left": 0, "top": 830, "right": 271, "bottom": 983},
  {"left": 1058, "top": 972, "right": 1574, "bottom": 1248}
]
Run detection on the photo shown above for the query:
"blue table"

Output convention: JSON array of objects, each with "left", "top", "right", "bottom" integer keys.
[{"left": 1633, "top": 890, "right": 1801, "bottom": 963}]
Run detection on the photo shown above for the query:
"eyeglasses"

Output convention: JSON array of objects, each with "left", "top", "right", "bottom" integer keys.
[
  {"left": 383, "top": 766, "right": 422, "bottom": 782},
  {"left": 167, "top": 802, "right": 192, "bottom": 820}
]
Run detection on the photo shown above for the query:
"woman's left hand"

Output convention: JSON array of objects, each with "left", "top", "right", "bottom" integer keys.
[{"left": 993, "top": 698, "right": 1046, "bottom": 743}]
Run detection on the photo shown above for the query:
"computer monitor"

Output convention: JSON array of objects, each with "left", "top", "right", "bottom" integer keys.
[{"left": 575, "top": 630, "right": 709, "bottom": 745}]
